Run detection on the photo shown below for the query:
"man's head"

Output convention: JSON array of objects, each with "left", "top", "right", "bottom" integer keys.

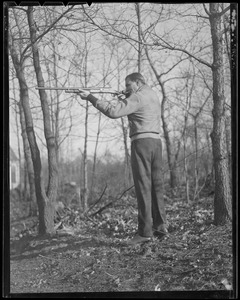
[{"left": 125, "top": 73, "right": 145, "bottom": 94}]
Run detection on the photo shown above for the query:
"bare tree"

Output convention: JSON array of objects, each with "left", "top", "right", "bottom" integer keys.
[
  {"left": 9, "top": 5, "right": 74, "bottom": 234},
  {"left": 9, "top": 32, "right": 49, "bottom": 233},
  {"left": 27, "top": 6, "right": 61, "bottom": 232},
  {"left": 144, "top": 47, "right": 184, "bottom": 190},
  {"left": 208, "top": 3, "right": 232, "bottom": 224}
]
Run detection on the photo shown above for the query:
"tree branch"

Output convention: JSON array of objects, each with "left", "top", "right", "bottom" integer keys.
[
  {"left": 218, "top": 5, "right": 230, "bottom": 18},
  {"left": 20, "top": 5, "right": 74, "bottom": 64},
  {"left": 89, "top": 185, "right": 134, "bottom": 217},
  {"left": 83, "top": 4, "right": 213, "bottom": 69},
  {"left": 153, "top": 41, "right": 212, "bottom": 69}
]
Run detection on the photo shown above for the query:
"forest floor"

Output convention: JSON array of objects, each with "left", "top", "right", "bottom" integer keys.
[{"left": 9, "top": 194, "right": 235, "bottom": 298}]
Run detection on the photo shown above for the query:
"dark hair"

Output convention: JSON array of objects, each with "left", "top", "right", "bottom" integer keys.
[{"left": 125, "top": 72, "right": 145, "bottom": 84}]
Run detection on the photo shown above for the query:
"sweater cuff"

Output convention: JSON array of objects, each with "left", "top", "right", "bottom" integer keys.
[{"left": 86, "top": 94, "right": 98, "bottom": 106}]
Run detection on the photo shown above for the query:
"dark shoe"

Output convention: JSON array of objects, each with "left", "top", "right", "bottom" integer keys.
[
  {"left": 153, "top": 226, "right": 169, "bottom": 238},
  {"left": 127, "top": 234, "right": 152, "bottom": 246}
]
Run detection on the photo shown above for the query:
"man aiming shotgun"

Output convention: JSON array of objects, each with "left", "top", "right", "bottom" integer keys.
[{"left": 78, "top": 73, "right": 168, "bottom": 245}]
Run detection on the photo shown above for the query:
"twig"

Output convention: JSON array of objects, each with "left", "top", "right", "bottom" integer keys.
[
  {"left": 85, "top": 184, "right": 108, "bottom": 215},
  {"left": 89, "top": 185, "right": 134, "bottom": 217},
  {"left": 90, "top": 202, "right": 113, "bottom": 217},
  {"left": 85, "top": 213, "right": 98, "bottom": 225}
]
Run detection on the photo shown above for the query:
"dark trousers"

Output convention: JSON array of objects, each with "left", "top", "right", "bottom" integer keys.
[{"left": 131, "top": 138, "right": 166, "bottom": 237}]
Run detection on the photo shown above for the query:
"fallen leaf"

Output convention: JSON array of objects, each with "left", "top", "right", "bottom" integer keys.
[{"left": 221, "top": 278, "right": 232, "bottom": 290}]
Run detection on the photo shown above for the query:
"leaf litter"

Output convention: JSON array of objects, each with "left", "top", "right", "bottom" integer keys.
[{"left": 10, "top": 195, "right": 234, "bottom": 294}]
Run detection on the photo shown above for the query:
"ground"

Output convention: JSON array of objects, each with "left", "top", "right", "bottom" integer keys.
[{"left": 9, "top": 195, "right": 234, "bottom": 297}]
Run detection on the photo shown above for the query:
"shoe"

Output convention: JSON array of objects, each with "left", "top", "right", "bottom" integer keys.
[
  {"left": 153, "top": 226, "right": 169, "bottom": 238},
  {"left": 127, "top": 234, "right": 152, "bottom": 246}
]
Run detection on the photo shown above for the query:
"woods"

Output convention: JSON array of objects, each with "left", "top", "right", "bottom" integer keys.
[{"left": 7, "top": 2, "right": 236, "bottom": 295}]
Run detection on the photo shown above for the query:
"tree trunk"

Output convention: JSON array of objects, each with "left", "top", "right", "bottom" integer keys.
[
  {"left": 160, "top": 84, "right": 178, "bottom": 190},
  {"left": 13, "top": 98, "right": 23, "bottom": 200},
  {"left": 144, "top": 46, "right": 179, "bottom": 190},
  {"left": 19, "top": 102, "right": 37, "bottom": 215},
  {"left": 135, "top": 3, "right": 142, "bottom": 73},
  {"left": 193, "top": 117, "right": 199, "bottom": 201},
  {"left": 209, "top": 3, "right": 232, "bottom": 224},
  {"left": 225, "top": 111, "right": 232, "bottom": 192},
  {"left": 121, "top": 117, "right": 132, "bottom": 189},
  {"left": 183, "top": 115, "right": 190, "bottom": 203},
  {"left": 90, "top": 111, "right": 101, "bottom": 201},
  {"left": 27, "top": 6, "right": 58, "bottom": 233},
  {"left": 83, "top": 104, "right": 89, "bottom": 211},
  {"left": 9, "top": 31, "right": 52, "bottom": 235}
]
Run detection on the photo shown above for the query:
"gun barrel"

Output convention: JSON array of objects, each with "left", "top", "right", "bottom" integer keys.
[
  {"left": 35, "top": 86, "right": 124, "bottom": 96},
  {"left": 36, "top": 87, "right": 112, "bottom": 91}
]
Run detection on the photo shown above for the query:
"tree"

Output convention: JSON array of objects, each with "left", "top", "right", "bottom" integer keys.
[
  {"left": 9, "top": 5, "right": 74, "bottom": 234},
  {"left": 208, "top": 3, "right": 232, "bottom": 224},
  {"left": 27, "top": 6, "right": 60, "bottom": 232},
  {"left": 144, "top": 46, "right": 184, "bottom": 190}
]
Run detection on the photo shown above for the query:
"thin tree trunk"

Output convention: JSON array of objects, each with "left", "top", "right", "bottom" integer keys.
[
  {"left": 135, "top": 2, "right": 142, "bottom": 73},
  {"left": 82, "top": 29, "right": 89, "bottom": 211},
  {"left": 52, "top": 41, "right": 61, "bottom": 165},
  {"left": 19, "top": 102, "right": 37, "bottom": 215},
  {"left": 121, "top": 117, "right": 132, "bottom": 188},
  {"left": 225, "top": 112, "right": 232, "bottom": 191},
  {"left": 183, "top": 80, "right": 191, "bottom": 203},
  {"left": 209, "top": 3, "right": 232, "bottom": 224},
  {"left": 83, "top": 105, "right": 89, "bottom": 211},
  {"left": 183, "top": 115, "right": 190, "bottom": 203},
  {"left": 160, "top": 83, "right": 178, "bottom": 190},
  {"left": 193, "top": 117, "right": 199, "bottom": 201},
  {"left": 90, "top": 111, "right": 101, "bottom": 200},
  {"left": 143, "top": 46, "right": 179, "bottom": 190},
  {"left": 13, "top": 93, "right": 23, "bottom": 200},
  {"left": 27, "top": 6, "right": 58, "bottom": 233}
]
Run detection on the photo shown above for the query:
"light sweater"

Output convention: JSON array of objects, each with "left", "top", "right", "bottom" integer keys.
[{"left": 86, "top": 84, "right": 161, "bottom": 141}]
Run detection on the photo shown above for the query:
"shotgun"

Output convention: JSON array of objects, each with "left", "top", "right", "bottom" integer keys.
[{"left": 35, "top": 86, "right": 129, "bottom": 98}]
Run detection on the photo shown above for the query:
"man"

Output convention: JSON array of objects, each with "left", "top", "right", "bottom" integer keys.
[{"left": 78, "top": 73, "right": 168, "bottom": 245}]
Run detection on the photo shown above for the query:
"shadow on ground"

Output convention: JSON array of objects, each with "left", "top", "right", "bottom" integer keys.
[{"left": 10, "top": 232, "right": 123, "bottom": 261}]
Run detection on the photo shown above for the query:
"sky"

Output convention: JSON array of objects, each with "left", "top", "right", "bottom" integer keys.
[{"left": 8, "top": 3, "right": 230, "bottom": 163}]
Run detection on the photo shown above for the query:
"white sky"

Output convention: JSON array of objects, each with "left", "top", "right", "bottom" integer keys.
[{"left": 8, "top": 3, "right": 231, "bottom": 162}]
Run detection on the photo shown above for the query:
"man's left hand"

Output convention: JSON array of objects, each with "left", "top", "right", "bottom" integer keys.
[{"left": 77, "top": 89, "right": 90, "bottom": 99}]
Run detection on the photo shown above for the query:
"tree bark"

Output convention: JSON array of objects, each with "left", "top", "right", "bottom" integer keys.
[
  {"left": 160, "top": 82, "right": 178, "bottom": 190},
  {"left": 193, "top": 116, "right": 199, "bottom": 201},
  {"left": 135, "top": 3, "right": 142, "bottom": 73},
  {"left": 183, "top": 114, "right": 190, "bottom": 204},
  {"left": 19, "top": 102, "right": 37, "bottom": 215},
  {"left": 209, "top": 3, "right": 232, "bottom": 224},
  {"left": 90, "top": 111, "right": 101, "bottom": 200},
  {"left": 121, "top": 117, "right": 132, "bottom": 189},
  {"left": 83, "top": 101, "right": 89, "bottom": 211}
]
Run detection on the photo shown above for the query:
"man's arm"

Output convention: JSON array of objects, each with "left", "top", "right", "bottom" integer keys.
[{"left": 82, "top": 93, "right": 140, "bottom": 119}]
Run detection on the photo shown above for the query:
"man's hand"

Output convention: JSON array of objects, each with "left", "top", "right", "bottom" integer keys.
[{"left": 77, "top": 89, "right": 90, "bottom": 99}]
